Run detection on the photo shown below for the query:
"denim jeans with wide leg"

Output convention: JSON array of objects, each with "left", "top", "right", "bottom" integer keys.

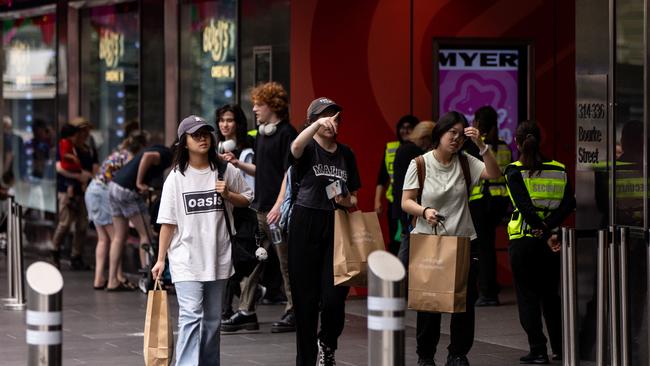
[{"left": 175, "top": 279, "right": 227, "bottom": 366}]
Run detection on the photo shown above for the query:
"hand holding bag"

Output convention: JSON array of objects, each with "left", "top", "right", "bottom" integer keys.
[
  {"left": 143, "top": 279, "right": 174, "bottom": 366},
  {"left": 333, "top": 209, "right": 385, "bottom": 287}
]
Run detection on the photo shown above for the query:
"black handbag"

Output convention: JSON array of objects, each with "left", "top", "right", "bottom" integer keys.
[{"left": 218, "top": 161, "right": 260, "bottom": 276}]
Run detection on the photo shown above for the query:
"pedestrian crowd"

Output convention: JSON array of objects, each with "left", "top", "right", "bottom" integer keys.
[{"left": 43, "top": 81, "right": 574, "bottom": 366}]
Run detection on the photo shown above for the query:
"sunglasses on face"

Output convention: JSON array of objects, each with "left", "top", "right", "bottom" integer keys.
[{"left": 189, "top": 129, "right": 212, "bottom": 141}]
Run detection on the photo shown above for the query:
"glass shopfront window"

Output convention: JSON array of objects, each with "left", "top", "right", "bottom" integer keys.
[
  {"left": 2, "top": 11, "right": 57, "bottom": 217},
  {"left": 80, "top": 2, "right": 139, "bottom": 160},
  {"left": 180, "top": 0, "right": 237, "bottom": 123}
]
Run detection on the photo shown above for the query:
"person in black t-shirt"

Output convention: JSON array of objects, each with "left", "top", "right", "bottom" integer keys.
[
  {"left": 288, "top": 97, "right": 361, "bottom": 366},
  {"left": 222, "top": 82, "right": 298, "bottom": 333},
  {"left": 106, "top": 143, "right": 173, "bottom": 291}
]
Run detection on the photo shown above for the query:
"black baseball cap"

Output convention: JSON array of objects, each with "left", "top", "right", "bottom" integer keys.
[{"left": 307, "top": 97, "right": 342, "bottom": 122}]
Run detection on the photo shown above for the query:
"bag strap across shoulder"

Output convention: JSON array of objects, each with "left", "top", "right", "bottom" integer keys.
[
  {"left": 216, "top": 161, "right": 235, "bottom": 240},
  {"left": 458, "top": 152, "right": 471, "bottom": 199},
  {"left": 415, "top": 155, "right": 426, "bottom": 204}
]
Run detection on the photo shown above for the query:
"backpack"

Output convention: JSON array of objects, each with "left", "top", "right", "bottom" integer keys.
[
  {"left": 217, "top": 160, "right": 259, "bottom": 276},
  {"left": 279, "top": 165, "right": 299, "bottom": 234}
]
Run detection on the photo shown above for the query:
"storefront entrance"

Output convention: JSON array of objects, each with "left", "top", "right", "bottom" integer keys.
[{"left": 575, "top": 0, "right": 649, "bottom": 364}]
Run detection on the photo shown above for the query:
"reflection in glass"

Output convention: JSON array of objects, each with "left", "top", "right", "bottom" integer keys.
[
  {"left": 180, "top": 0, "right": 237, "bottom": 122},
  {"left": 1, "top": 12, "right": 57, "bottom": 247},
  {"left": 614, "top": 0, "right": 644, "bottom": 228},
  {"left": 80, "top": 2, "right": 139, "bottom": 160}
]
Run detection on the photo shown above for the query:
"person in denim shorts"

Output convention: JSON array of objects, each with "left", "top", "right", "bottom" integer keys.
[
  {"left": 106, "top": 142, "right": 172, "bottom": 291},
  {"left": 85, "top": 131, "right": 147, "bottom": 290}
]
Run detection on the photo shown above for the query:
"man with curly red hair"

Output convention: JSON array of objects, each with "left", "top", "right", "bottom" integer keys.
[{"left": 222, "top": 82, "right": 298, "bottom": 333}]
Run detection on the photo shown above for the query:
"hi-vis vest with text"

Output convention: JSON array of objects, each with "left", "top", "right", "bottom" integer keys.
[
  {"left": 469, "top": 142, "right": 513, "bottom": 201},
  {"left": 505, "top": 160, "right": 567, "bottom": 240},
  {"left": 384, "top": 141, "right": 400, "bottom": 203}
]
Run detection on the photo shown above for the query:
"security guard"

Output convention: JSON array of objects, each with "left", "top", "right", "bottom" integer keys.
[
  {"left": 374, "top": 115, "right": 419, "bottom": 255},
  {"left": 465, "top": 106, "right": 513, "bottom": 307},
  {"left": 504, "top": 121, "right": 575, "bottom": 364}
]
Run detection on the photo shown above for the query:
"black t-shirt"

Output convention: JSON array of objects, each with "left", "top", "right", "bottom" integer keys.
[
  {"left": 292, "top": 139, "right": 361, "bottom": 211},
  {"left": 112, "top": 145, "right": 172, "bottom": 190},
  {"left": 252, "top": 121, "right": 297, "bottom": 211},
  {"left": 391, "top": 141, "right": 423, "bottom": 218}
]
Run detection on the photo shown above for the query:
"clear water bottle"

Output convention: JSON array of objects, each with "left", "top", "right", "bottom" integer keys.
[{"left": 269, "top": 223, "right": 283, "bottom": 245}]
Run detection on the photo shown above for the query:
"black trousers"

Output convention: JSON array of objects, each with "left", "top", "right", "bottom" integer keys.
[
  {"left": 416, "top": 256, "right": 479, "bottom": 359},
  {"left": 387, "top": 202, "right": 400, "bottom": 255},
  {"left": 470, "top": 196, "right": 509, "bottom": 299},
  {"left": 509, "top": 237, "right": 562, "bottom": 355},
  {"left": 288, "top": 205, "right": 349, "bottom": 366}
]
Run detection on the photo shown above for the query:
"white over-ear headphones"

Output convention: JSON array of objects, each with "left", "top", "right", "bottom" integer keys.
[{"left": 258, "top": 123, "right": 278, "bottom": 136}]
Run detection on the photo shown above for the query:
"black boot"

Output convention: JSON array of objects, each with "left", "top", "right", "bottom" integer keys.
[
  {"left": 519, "top": 352, "right": 549, "bottom": 364},
  {"left": 221, "top": 311, "right": 259, "bottom": 332},
  {"left": 271, "top": 310, "right": 295, "bottom": 333}
]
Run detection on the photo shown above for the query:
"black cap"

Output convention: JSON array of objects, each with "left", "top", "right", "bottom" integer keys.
[{"left": 307, "top": 97, "right": 342, "bottom": 122}]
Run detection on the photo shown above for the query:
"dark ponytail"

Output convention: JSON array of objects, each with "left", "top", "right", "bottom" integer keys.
[
  {"left": 516, "top": 121, "right": 543, "bottom": 176},
  {"left": 474, "top": 106, "right": 499, "bottom": 145}
]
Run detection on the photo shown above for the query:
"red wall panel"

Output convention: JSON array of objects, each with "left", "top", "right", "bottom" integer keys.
[{"left": 290, "top": 0, "right": 576, "bottom": 283}]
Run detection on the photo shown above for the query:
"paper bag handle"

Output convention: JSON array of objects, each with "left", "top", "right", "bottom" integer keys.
[{"left": 153, "top": 278, "right": 163, "bottom": 291}]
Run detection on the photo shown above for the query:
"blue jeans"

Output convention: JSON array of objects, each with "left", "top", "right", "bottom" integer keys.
[{"left": 175, "top": 280, "right": 227, "bottom": 366}]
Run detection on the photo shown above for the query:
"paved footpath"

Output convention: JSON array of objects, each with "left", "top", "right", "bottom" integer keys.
[{"left": 0, "top": 259, "right": 558, "bottom": 365}]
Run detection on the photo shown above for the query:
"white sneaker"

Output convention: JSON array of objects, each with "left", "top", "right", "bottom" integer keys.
[{"left": 317, "top": 339, "right": 336, "bottom": 366}]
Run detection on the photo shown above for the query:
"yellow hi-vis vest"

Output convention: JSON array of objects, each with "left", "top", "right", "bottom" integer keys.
[
  {"left": 384, "top": 141, "right": 400, "bottom": 203},
  {"left": 248, "top": 129, "right": 258, "bottom": 138},
  {"left": 505, "top": 160, "right": 568, "bottom": 240},
  {"left": 469, "top": 142, "right": 513, "bottom": 201}
]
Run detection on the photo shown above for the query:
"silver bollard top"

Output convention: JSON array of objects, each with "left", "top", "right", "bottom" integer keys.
[
  {"left": 26, "top": 262, "right": 63, "bottom": 295},
  {"left": 368, "top": 251, "right": 405, "bottom": 282}
]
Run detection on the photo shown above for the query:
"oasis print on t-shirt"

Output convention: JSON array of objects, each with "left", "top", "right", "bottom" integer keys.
[{"left": 182, "top": 189, "right": 224, "bottom": 215}]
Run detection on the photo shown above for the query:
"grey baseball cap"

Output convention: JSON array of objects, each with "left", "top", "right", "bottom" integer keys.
[
  {"left": 307, "top": 97, "right": 342, "bottom": 122},
  {"left": 177, "top": 115, "right": 214, "bottom": 138}
]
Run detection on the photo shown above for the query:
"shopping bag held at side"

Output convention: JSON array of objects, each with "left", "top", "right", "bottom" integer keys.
[
  {"left": 408, "top": 233, "right": 471, "bottom": 313},
  {"left": 143, "top": 279, "right": 174, "bottom": 366},
  {"left": 333, "top": 209, "right": 385, "bottom": 287}
]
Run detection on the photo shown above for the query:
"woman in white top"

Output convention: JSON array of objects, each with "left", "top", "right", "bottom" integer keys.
[
  {"left": 217, "top": 104, "right": 256, "bottom": 190},
  {"left": 401, "top": 111, "right": 500, "bottom": 366},
  {"left": 215, "top": 104, "right": 257, "bottom": 320},
  {"left": 152, "top": 115, "right": 253, "bottom": 365}
]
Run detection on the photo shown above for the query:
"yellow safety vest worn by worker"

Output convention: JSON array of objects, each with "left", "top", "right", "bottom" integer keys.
[
  {"left": 384, "top": 141, "right": 400, "bottom": 203},
  {"left": 614, "top": 160, "right": 644, "bottom": 226},
  {"left": 248, "top": 129, "right": 258, "bottom": 138},
  {"left": 505, "top": 160, "right": 568, "bottom": 240},
  {"left": 469, "top": 142, "right": 513, "bottom": 201}
]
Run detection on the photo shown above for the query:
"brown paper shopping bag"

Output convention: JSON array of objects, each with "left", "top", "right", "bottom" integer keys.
[
  {"left": 408, "top": 233, "right": 471, "bottom": 313},
  {"left": 333, "top": 209, "right": 385, "bottom": 287},
  {"left": 143, "top": 280, "right": 174, "bottom": 366}
]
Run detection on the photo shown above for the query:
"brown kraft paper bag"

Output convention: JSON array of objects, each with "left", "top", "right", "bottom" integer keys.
[
  {"left": 143, "top": 280, "right": 174, "bottom": 366},
  {"left": 333, "top": 209, "right": 385, "bottom": 287},
  {"left": 408, "top": 233, "right": 471, "bottom": 313}
]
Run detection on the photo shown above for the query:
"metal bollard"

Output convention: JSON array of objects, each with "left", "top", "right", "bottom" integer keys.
[
  {"left": 608, "top": 226, "right": 619, "bottom": 366},
  {"left": 5, "top": 202, "right": 25, "bottom": 310},
  {"left": 567, "top": 229, "right": 578, "bottom": 366},
  {"left": 367, "top": 250, "right": 406, "bottom": 366},
  {"left": 618, "top": 227, "right": 629, "bottom": 366},
  {"left": 560, "top": 228, "right": 570, "bottom": 366},
  {"left": 26, "top": 261, "right": 63, "bottom": 366},
  {"left": 1, "top": 196, "right": 15, "bottom": 304},
  {"left": 596, "top": 229, "right": 607, "bottom": 366}
]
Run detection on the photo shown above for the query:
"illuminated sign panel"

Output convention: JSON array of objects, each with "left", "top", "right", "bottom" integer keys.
[
  {"left": 202, "top": 18, "right": 235, "bottom": 80},
  {"left": 437, "top": 46, "right": 529, "bottom": 154},
  {"left": 99, "top": 29, "right": 125, "bottom": 83}
]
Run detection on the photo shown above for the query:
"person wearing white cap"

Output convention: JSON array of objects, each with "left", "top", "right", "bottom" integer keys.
[{"left": 152, "top": 115, "right": 253, "bottom": 365}]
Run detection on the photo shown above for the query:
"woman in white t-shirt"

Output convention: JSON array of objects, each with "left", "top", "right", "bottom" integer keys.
[
  {"left": 401, "top": 111, "right": 500, "bottom": 366},
  {"left": 151, "top": 115, "right": 253, "bottom": 366}
]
